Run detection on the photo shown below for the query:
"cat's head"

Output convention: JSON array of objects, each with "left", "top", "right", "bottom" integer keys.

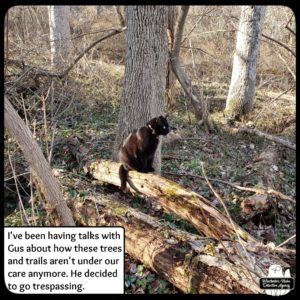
[{"left": 146, "top": 115, "right": 170, "bottom": 136}]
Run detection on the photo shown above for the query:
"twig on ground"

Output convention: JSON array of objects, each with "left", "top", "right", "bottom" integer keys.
[
  {"left": 200, "top": 161, "right": 258, "bottom": 284},
  {"left": 238, "top": 127, "right": 296, "bottom": 151},
  {"left": 274, "top": 234, "right": 296, "bottom": 250},
  {"left": 5, "top": 171, "right": 30, "bottom": 182},
  {"left": 162, "top": 155, "right": 183, "bottom": 160},
  {"left": 163, "top": 171, "right": 295, "bottom": 203}
]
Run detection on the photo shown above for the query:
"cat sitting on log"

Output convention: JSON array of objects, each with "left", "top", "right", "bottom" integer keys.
[{"left": 119, "top": 115, "right": 170, "bottom": 192}]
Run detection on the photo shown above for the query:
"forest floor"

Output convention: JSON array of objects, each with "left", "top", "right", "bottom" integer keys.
[{"left": 5, "top": 62, "right": 296, "bottom": 294}]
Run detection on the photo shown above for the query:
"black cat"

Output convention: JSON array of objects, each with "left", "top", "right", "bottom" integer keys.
[{"left": 119, "top": 115, "right": 169, "bottom": 191}]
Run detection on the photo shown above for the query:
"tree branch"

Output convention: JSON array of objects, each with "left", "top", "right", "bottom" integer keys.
[
  {"left": 171, "top": 6, "right": 206, "bottom": 122},
  {"left": 285, "top": 14, "right": 295, "bottom": 36},
  {"left": 261, "top": 33, "right": 295, "bottom": 57},
  {"left": 60, "top": 27, "right": 126, "bottom": 78},
  {"left": 173, "top": 6, "right": 189, "bottom": 58},
  {"left": 4, "top": 96, "right": 75, "bottom": 226},
  {"left": 238, "top": 126, "right": 296, "bottom": 151},
  {"left": 163, "top": 171, "right": 295, "bottom": 203},
  {"left": 5, "top": 27, "right": 127, "bottom": 80},
  {"left": 228, "top": 14, "right": 295, "bottom": 57}
]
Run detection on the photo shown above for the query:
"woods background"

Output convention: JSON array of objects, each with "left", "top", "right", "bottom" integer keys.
[{"left": 4, "top": 6, "right": 295, "bottom": 294}]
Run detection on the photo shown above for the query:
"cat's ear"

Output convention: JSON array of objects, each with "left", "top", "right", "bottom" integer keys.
[{"left": 158, "top": 114, "right": 167, "bottom": 119}]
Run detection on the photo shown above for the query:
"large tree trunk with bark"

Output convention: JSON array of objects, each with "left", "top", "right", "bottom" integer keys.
[
  {"left": 112, "top": 6, "right": 168, "bottom": 173},
  {"left": 4, "top": 96, "right": 75, "bottom": 226},
  {"left": 225, "top": 6, "right": 266, "bottom": 120},
  {"left": 48, "top": 6, "right": 72, "bottom": 70}
]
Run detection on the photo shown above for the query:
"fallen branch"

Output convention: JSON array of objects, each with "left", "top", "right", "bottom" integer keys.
[
  {"left": 163, "top": 171, "right": 295, "bottom": 203},
  {"left": 85, "top": 159, "right": 257, "bottom": 243},
  {"left": 200, "top": 161, "right": 254, "bottom": 276},
  {"left": 238, "top": 127, "right": 295, "bottom": 151},
  {"left": 274, "top": 234, "right": 296, "bottom": 250},
  {"left": 79, "top": 192, "right": 285, "bottom": 294},
  {"left": 162, "top": 154, "right": 183, "bottom": 160}
]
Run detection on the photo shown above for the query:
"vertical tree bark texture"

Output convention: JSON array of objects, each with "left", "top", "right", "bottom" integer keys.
[
  {"left": 48, "top": 6, "right": 72, "bottom": 70},
  {"left": 225, "top": 6, "right": 266, "bottom": 119},
  {"left": 112, "top": 6, "right": 168, "bottom": 173},
  {"left": 4, "top": 96, "right": 75, "bottom": 226}
]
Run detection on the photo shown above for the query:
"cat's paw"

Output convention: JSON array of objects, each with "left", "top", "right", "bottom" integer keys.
[{"left": 147, "top": 167, "right": 155, "bottom": 172}]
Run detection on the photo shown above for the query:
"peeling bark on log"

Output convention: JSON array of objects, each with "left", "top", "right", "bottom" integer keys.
[
  {"left": 86, "top": 159, "right": 257, "bottom": 243},
  {"left": 75, "top": 193, "right": 289, "bottom": 294},
  {"left": 253, "top": 145, "right": 280, "bottom": 190}
]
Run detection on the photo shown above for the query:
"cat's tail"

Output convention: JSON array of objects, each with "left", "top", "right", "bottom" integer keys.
[
  {"left": 119, "top": 164, "right": 140, "bottom": 193},
  {"left": 119, "top": 164, "right": 128, "bottom": 191}
]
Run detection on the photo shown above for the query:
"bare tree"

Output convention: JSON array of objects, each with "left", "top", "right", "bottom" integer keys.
[
  {"left": 225, "top": 6, "right": 266, "bottom": 120},
  {"left": 112, "top": 6, "right": 168, "bottom": 173},
  {"left": 4, "top": 96, "right": 75, "bottom": 226},
  {"left": 170, "top": 6, "right": 213, "bottom": 131},
  {"left": 48, "top": 6, "right": 72, "bottom": 70}
]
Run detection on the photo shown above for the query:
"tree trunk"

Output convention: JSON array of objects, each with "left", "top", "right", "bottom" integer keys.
[
  {"left": 4, "top": 96, "right": 75, "bottom": 226},
  {"left": 48, "top": 6, "right": 72, "bottom": 70},
  {"left": 225, "top": 6, "right": 266, "bottom": 120},
  {"left": 112, "top": 6, "right": 168, "bottom": 173},
  {"left": 74, "top": 192, "right": 290, "bottom": 294},
  {"left": 171, "top": 6, "right": 203, "bottom": 119},
  {"left": 86, "top": 159, "right": 257, "bottom": 243}
]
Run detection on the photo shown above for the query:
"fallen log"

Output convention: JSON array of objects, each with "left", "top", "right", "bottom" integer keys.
[
  {"left": 238, "top": 127, "right": 296, "bottom": 150},
  {"left": 74, "top": 192, "right": 285, "bottom": 294},
  {"left": 86, "top": 159, "right": 257, "bottom": 243}
]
